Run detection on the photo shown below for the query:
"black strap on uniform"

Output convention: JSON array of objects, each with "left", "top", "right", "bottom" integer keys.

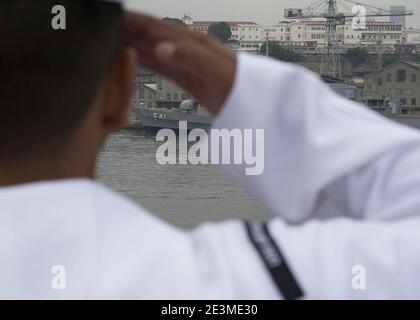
[{"left": 245, "top": 221, "right": 304, "bottom": 300}]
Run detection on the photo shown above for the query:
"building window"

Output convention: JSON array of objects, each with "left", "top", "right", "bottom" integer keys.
[
  {"left": 377, "top": 77, "right": 383, "bottom": 86},
  {"left": 139, "top": 87, "right": 146, "bottom": 99},
  {"left": 412, "top": 74, "right": 417, "bottom": 82},
  {"left": 387, "top": 73, "right": 392, "bottom": 82},
  {"left": 412, "top": 98, "right": 417, "bottom": 106},
  {"left": 396, "top": 70, "right": 407, "bottom": 82}
]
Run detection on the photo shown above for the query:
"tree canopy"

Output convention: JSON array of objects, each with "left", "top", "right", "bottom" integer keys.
[
  {"left": 259, "top": 42, "right": 304, "bottom": 62},
  {"left": 346, "top": 47, "right": 370, "bottom": 68},
  {"left": 161, "top": 17, "right": 187, "bottom": 27},
  {"left": 207, "top": 22, "right": 232, "bottom": 43}
]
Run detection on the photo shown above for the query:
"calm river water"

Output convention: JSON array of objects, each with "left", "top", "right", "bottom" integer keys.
[{"left": 97, "top": 129, "right": 270, "bottom": 229}]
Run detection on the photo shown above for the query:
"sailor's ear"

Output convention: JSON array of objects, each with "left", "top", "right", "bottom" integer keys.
[{"left": 100, "top": 46, "right": 138, "bottom": 132}]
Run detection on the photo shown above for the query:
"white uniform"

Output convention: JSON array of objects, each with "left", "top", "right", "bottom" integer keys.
[{"left": 1, "top": 53, "right": 420, "bottom": 299}]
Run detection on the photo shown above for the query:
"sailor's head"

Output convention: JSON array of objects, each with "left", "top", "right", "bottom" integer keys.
[{"left": 0, "top": 0, "right": 136, "bottom": 170}]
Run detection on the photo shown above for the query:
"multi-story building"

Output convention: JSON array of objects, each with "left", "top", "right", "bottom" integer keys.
[
  {"left": 181, "top": 15, "right": 405, "bottom": 54},
  {"left": 364, "top": 60, "right": 420, "bottom": 110},
  {"left": 133, "top": 84, "right": 157, "bottom": 109},
  {"left": 132, "top": 69, "right": 157, "bottom": 109},
  {"left": 403, "top": 28, "right": 420, "bottom": 45},
  {"left": 316, "top": 20, "right": 403, "bottom": 52},
  {"left": 182, "top": 15, "right": 262, "bottom": 52},
  {"left": 262, "top": 21, "right": 319, "bottom": 52},
  {"left": 305, "top": 20, "right": 327, "bottom": 48},
  {"left": 133, "top": 68, "right": 192, "bottom": 109},
  {"left": 155, "top": 76, "right": 192, "bottom": 108},
  {"left": 263, "top": 19, "right": 403, "bottom": 53},
  {"left": 358, "top": 21, "right": 402, "bottom": 47}
]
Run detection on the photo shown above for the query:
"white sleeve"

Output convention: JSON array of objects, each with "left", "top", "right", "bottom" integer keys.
[
  {"left": 190, "top": 216, "right": 420, "bottom": 299},
  {"left": 212, "top": 53, "right": 420, "bottom": 223},
  {"left": 265, "top": 216, "right": 420, "bottom": 299}
]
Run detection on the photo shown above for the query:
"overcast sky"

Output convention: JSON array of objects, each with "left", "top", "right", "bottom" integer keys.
[{"left": 126, "top": 0, "right": 419, "bottom": 28}]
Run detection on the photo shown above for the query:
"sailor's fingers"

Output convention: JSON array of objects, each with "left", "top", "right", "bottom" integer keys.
[
  {"left": 124, "top": 11, "right": 207, "bottom": 45},
  {"left": 154, "top": 40, "right": 236, "bottom": 114},
  {"left": 124, "top": 11, "right": 232, "bottom": 60},
  {"left": 124, "top": 10, "right": 236, "bottom": 114}
]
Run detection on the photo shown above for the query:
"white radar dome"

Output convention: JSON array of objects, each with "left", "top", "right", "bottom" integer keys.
[{"left": 179, "top": 99, "right": 194, "bottom": 111}]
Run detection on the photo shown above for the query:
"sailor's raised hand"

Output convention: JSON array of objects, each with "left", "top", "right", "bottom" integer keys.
[{"left": 124, "top": 11, "right": 237, "bottom": 115}]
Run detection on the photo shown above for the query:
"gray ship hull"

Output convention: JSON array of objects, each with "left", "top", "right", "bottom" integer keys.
[
  {"left": 134, "top": 107, "right": 213, "bottom": 131},
  {"left": 134, "top": 108, "right": 420, "bottom": 132}
]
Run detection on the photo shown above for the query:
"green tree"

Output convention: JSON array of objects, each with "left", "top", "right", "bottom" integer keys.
[
  {"left": 346, "top": 47, "right": 370, "bottom": 68},
  {"left": 162, "top": 17, "right": 186, "bottom": 27},
  {"left": 208, "top": 22, "right": 232, "bottom": 43},
  {"left": 259, "top": 42, "right": 304, "bottom": 62}
]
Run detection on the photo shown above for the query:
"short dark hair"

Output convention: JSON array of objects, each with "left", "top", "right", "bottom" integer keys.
[{"left": 0, "top": 0, "right": 123, "bottom": 159}]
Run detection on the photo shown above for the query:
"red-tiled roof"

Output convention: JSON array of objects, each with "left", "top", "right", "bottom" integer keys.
[
  {"left": 192, "top": 21, "right": 258, "bottom": 26},
  {"left": 298, "top": 20, "right": 402, "bottom": 26}
]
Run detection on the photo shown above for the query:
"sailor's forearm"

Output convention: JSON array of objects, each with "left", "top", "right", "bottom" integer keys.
[{"left": 213, "top": 54, "right": 420, "bottom": 223}]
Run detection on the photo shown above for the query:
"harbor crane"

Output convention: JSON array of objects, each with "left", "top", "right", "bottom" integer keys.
[{"left": 285, "top": 0, "right": 414, "bottom": 78}]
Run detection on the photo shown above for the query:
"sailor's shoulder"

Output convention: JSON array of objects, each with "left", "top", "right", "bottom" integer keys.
[{"left": 87, "top": 180, "right": 182, "bottom": 235}]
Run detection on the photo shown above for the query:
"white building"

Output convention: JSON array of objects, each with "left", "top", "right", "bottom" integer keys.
[
  {"left": 181, "top": 15, "right": 404, "bottom": 54},
  {"left": 182, "top": 15, "right": 262, "bottom": 52},
  {"left": 262, "top": 19, "right": 403, "bottom": 53},
  {"left": 357, "top": 21, "right": 402, "bottom": 47},
  {"left": 304, "top": 20, "right": 327, "bottom": 47},
  {"left": 300, "top": 19, "right": 402, "bottom": 52},
  {"left": 262, "top": 21, "right": 320, "bottom": 52},
  {"left": 403, "top": 28, "right": 420, "bottom": 45}
]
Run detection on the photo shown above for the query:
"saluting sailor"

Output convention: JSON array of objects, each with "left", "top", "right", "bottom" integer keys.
[{"left": 0, "top": 0, "right": 419, "bottom": 299}]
